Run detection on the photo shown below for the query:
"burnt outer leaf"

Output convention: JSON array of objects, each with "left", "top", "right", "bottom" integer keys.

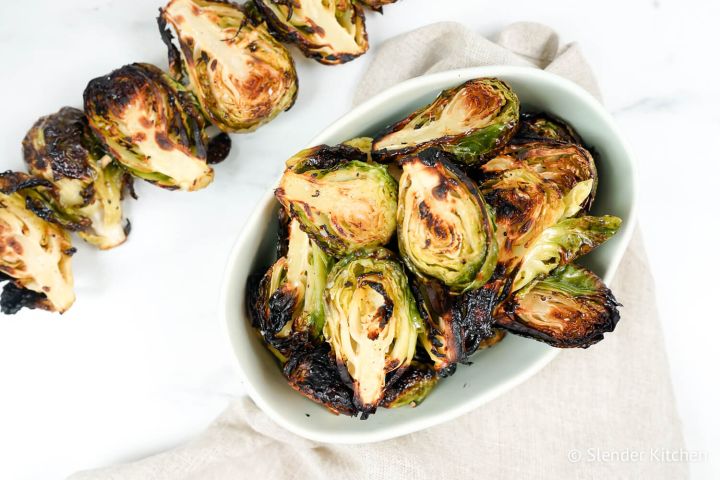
[
  {"left": 380, "top": 362, "right": 438, "bottom": 408},
  {"left": 514, "top": 111, "right": 585, "bottom": 146},
  {"left": 0, "top": 171, "right": 53, "bottom": 196},
  {"left": 207, "top": 132, "right": 232, "bottom": 164},
  {"left": 156, "top": 13, "right": 185, "bottom": 81},
  {"left": 283, "top": 343, "right": 358, "bottom": 416},
  {"left": 0, "top": 280, "right": 49, "bottom": 315},
  {"left": 291, "top": 144, "right": 366, "bottom": 173}
]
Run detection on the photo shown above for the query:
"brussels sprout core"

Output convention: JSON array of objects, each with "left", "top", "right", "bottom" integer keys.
[
  {"left": 323, "top": 248, "right": 420, "bottom": 412},
  {"left": 160, "top": 0, "right": 298, "bottom": 132},
  {"left": 397, "top": 150, "right": 497, "bottom": 292}
]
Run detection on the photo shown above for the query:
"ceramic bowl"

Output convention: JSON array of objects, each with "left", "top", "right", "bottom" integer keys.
[{"left": 220, "top": 66, "right": 637, "bottom": 444}]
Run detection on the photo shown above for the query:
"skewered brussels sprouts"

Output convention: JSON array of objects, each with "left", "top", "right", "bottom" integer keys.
[
  {"left": 380, "top": 362, "right": 438, "bottom": 408},
  {"left": 413, "top": 278, "right": 500, "bottom": 374},
  {"left": 22, "top": 107, "right": 131, "bottom": 249},
  {"left": 373, "top": 78, "right": 519, "bottom": 164},
  {"left": 397, "top": 150, "right": 497, "bottom": 293},
  {"left": 515, "top": 112, "right": 583, "bottom": 145},
  {"left": 276, "top": 144, "right": 397, "bottom": 256},
  {"left": 323, "top": 248, "right": 421, "bottom": 415},
  {"left": 247, "top": 219, "right": 331, "bottom": 362},
  {"left": 284, "top": 343, "right": 358, "bottom": 416},
  {"left": 512, "top": 215, "right": 621, "bottom": 292},
  {"left": 483, "top": 139, "right": 597, "bottom": 216},
  {"left": 495, "top": 263, "right": 620, "bottom": 348},
  {"left": 159, "top": 0, "right": 298, "bottom": 133},
  {"left": 83, "top": 63, "right": 214, "bottom": 191},
  {"left": 0, "top": 172, "right": 75, "bottom": 314},
  {"left": 254, "top": 0, "right": 369, "bottom": 65}
]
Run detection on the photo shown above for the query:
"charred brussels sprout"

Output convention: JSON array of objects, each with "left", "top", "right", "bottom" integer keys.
[
  {"left": 254, "top": 0, "right": 369, "bottom": 65},
  {"left": 276, "top": 144, "right": 397, "bottom": 256},
  {"left": 380, "top": 362, "right": 438, "bottom": 409},
  {"left": 159, "top": 0, "right": 298, "bottom": 133},
  {"left": 0, "top": 172, "right": 75, "bottom": 314},
  {"left": 413, "top": 278, "right": 499, "bottom": 374},
  {"left": 323, "top": 248, "right": 421, "bottom": 415},
  {"left": 283, "top": 343, "right": 358, "bottom": 416},
  {"left": 512, "top": 215, "right": 621, "bottom": 292},
  {"left": 247, "top": 219, "right": 331, "bottom": 362},
  {"left": 373, "top": 78, "right": 519, "bottom": 164},
  {"left": 397, "top": 150, "right": 497, "bottom": 293},
  {"left": 22, "top": 107, "right": 131, "bottom": 249},
  {"left": 515, "top": 112, "right": 584, "bottom": 145},
  {"left": 83, "top": 63, "right": 214, "bottom": 191},
  {"left": 483, "top": 139, "right": 597, "bottom": 216},
  {"left": 495, "top": 263, "right": 620, "bottom": 348}
]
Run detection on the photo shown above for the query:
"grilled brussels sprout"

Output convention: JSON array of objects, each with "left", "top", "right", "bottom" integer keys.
[
  {"left": 481, "top": 168, "right": 565, "bottom": 268},
  {"left": 0, "top": 172, "right": 75, "bottom": 314},
  {"left": 83, "top": 63, "right": 214, "bottom": 191},
  {"left": 515, "top": 112, "right": 583, "bottom": 145},
  {"left": 323, "top": 248, "right": 421, "bottom": 414},
  {"left": 22, "top": 107, "right": 131, "bottom": 249},
  {"left": 373, "top": 78, "right": 520, "bottom": 164},
  {"left": 247, "top": 219, "right": 331, "bottom": 362},
  {"left": 483, "top": 139, "right": 597, "bottom": 216},
  {"left": 512, "top": 215, "right": 621, "bottom": 292},
  {"left": 495, "top": 263, "right": 620, "bottom": 348},
  {"left": 254, "top": 0, "right": 369, "bottom": 65},
  {"left": 397, "top": 150, "right": 497, "bottom": 293},
  {"left": 284, "top": 343, "right": 358, "bottom": 416},
  {"left": 380, "top": 362, "right": 438, "bottom": 409},
  {"left": 276, "top": 144, "right": 397, "bottom": 256},
  {"left": 413, "top": 278, "right": 499, "bottom": 374},
  {"left": 159, "top": 0, "right": 298, "bottom": 133}
]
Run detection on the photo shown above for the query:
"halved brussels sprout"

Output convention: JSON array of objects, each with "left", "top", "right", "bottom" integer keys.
[
  {"left": 397, "top": 150, "right": 497, "bottom": 293},
  {"left": 22, "top": 107, "right": 131, "bottom": 249},
  {"left": 159, "top": 0, "right": 298, "bottom": 133},
  {"left": 0, "top": 172, "right": 75, "bottom": 314},
  {"left": 254, "top": 0, "right": 369, "bottom": 65},
  {"left": 283, "top": 343, "right": 358, "bottom": 416},
  {"left": 373, "top": 78, "right": 520, "bottom": 164},
  {"left": 483, "top": 139, "right": 597, "bottom": 215},
  {"left": 413, "top": 277, "right": 500, "bottom": 374},
  {"left": 481, "top": 168, "right": 565, "bottom": 268},
  {"left": 276, "top": 144, "right": 397, "bottom": 256},
  {"left": 323, "top": 248, "right": 421, "bottom": 414},
  {"left": 247, "top": 219, "right": 331, "bottom": 362},
  {"left": 83, "top": 63, "right": 214, "bottom": 191},
  {"left": 512, "top": 215, "right": 621, "bottom": 292},
  {"left": 495, "top": 263, "right": 620, "bottom": 348},
  {"left": 380, "top": 361, "right": 438, "bottom": 409},
  {"left": 515, "top": 112, "right": 583, "bottom": 145}
]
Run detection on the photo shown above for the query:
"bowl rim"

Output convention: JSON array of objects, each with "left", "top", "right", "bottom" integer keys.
[{"left": 219, "top": 65, "right": 639, "bottom": 444}]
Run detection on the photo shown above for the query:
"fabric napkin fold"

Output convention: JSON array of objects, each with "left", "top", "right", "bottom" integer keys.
[{"left": 71, "top": 22, "right": 687, "bottom": 480}]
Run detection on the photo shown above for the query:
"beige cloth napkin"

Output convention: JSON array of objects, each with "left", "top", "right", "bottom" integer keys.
[{"left": 71, "top": 22, "right": 687, "bottom": 480}]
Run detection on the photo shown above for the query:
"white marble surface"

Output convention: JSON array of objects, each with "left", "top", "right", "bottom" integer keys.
[{"left": 0, "top": 0, "right": 718, "bottom": 478}]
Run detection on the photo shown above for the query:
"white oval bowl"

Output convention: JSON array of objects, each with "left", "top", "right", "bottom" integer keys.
[{"left": 220, "top": 66, "right": 638, "bottom": 444}]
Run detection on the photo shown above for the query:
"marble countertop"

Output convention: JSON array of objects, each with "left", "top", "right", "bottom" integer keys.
[{"left": 0, "top": 0, "right": 718, "bottom": 478}]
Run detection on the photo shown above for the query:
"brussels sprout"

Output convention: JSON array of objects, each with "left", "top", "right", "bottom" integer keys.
[
  {"left": 481, "top": 168, "right": 565, "bottom": 268},
  {"left": 515, "top": 112, "right": 583, "bottom": 145},
  {"left": 323, "top": 248, "right": 421, "bottom": 414},
  {"left": 0, "top": 172, "right": 75, "bottom": 314},
  {"left": 495, "top": 263, "right": 620, "bottom": 348},
  {"left": 397, "top": 150, "right": 497, "bottom": 293},
  {"left": 483, "top": 139, "right": 597, "bottom": 215},
  {"left": 380, "top": 362, "right": 438, "bottom": 409},
  {"left": 413, "top": 278, "right": 500, "bottom": 375},
  {"left": 276, "top": 144, "right": 397, "bottom": 256},
  {"left": 283, "top": 342, "right": 358, "bottom": 416},
  {"left": 254, "top": 0, "right": 369, "bottom": 65},
  {"left": 83, "top": 63, "right": 214, "bottom": 192},
  {"left": 159, "top": 0, "right": 298, "bottom": 133},
  {"left": 247, "top": 219, "right": 331, "bottom": 362},
  {"left": 511, "top": 215, "right": 621, "bottom": 292},
  {"left": 373, "top": 78, "right": 520, "bottom": 164},
  {"left": 22, "top": 107, "right": 131, "bottom": 249}
]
